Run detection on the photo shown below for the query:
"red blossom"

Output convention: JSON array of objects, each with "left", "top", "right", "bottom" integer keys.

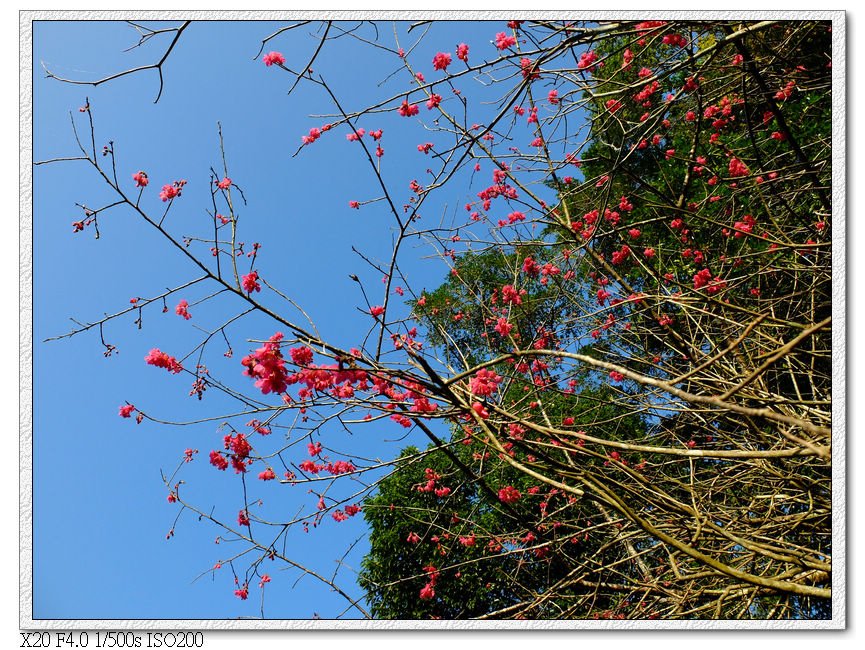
[
  {"left": 471, "top": 402, "right": 490, "bottom": 420},
  {"left": 301, "top": 127, "right": 321, "bottom": 145},
  {"left": 144, "top": 348, "right": 183, "bottom": 374},
  {"left": 290, "top": 346, "right": 314, "bottom": 366},
  {"left": 209, "top": 451, "right": 228, "bottom": 471},
  {"left": 426, "top": 94, "right": 442, "bottom": 110},
  {"left": 242, "top": 271, "right": 261, "bottom": 294},
  {"left": 728, "top": 157, "right": 750, "bottom": 178},
  {"left": 494, "top": 32, "right": 516, "bottom": 50},
  {"left": 494, "top": 317, "right": 513, "bottom": 336},
  {"left": 237, "top": 510, "right": 250, "bottom": 526},
  {"left": 262, "top": 51, "right": 285, "bottom": 66},
  {"left": 578, "top": 50, "right": 598, "bottom": 70},
  {"left": 520, "top": 57, "right": 540, "bottom": 80},
  {"left": 241, "top": 332, "right": 288, "bottom": 395},
  {"left": 470, "top": 369, "right": 502, "bottom": 396},
  {"left": 498, "top": 485, "right": 521, "bottom": 504},
  {"left": 159, "top": 184, "right": 179, "bottom": 201},
  {"left": 432, "top": 52, "right": 452, "bottom": 71},
  {"left": 397, "top": 99, "right": 419, "bottom": 117},
  {"left": 175, "top": 299, "right": 191, "bottom": 320}
]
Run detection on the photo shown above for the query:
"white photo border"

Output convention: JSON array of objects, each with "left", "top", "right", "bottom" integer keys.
[{"left": 19, "top": 9, "right": 847, "bottom": 631}]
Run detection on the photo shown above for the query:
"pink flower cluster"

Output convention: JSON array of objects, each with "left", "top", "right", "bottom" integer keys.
[
  {"left": 262, "top": 51, "right": 285, "bottom": 66},
  {"left": 331, "top": 504, "right": 361, "bottom": 522},
  {"left": 241, "top": 332, "right": 288, "bottom": 395},
  {"left": 498, "top": 485, "right": 521, "bottom": 504},
  {"left": 578, "top": 50, "right": 598, "bottom": 70},
  {"left": 419, "top": 565, "right": 440, "bottom": 601},
  {"left": 432, "top": 52, "right": 451, "bottom": 71},
  {"left": 209, "top": 450, "right": 229, "bottom": 471},
  {"left": 728, "top": 157, "right": 750, "bottom": 178},
  {"left": 145, "top": 348, "right": 183, "bottom": 374},
  {"left": 501, "top": 284, "right": 524, "bottom": 305},
  {"left": 175, "top": 299, "right": 191, "bottom": 320},
  {"left": 611, "top": 245, "right": 631, "bottom": 265},
  {"left": 398, "top": 99, "right": 419, "bottom": 117},
  {"left": 521, "top": 58, "right": 540, "bottom": 80},
  {"left": 693, "top": 269, "right": 727, "bottom": 295},
  {"left": 470, "top": 368, "right": 502, "bottom": 397},
  {"left": 301, "top": 127, "right": 322, "bottom": 145},
  {"left": 471, "top": 402, "right": 490, "bottom": 420},
  {"left": 159, "top": 179, "right": 187, "bottom": 202},
  {"left": 494, "top": 32, "right": 516, "bottom": 50},
  {"left": 494, "top": 317, "right": 513, "bottom": 336},
  {"left": 290, "top": 346, "right": 314, "bottom": 367},
  {"left": 242, "top": 271, "right": 261, "bottom": 294}
]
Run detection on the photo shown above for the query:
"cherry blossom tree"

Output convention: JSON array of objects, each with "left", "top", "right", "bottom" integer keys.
[{"left": 35, "top": 18, "right": 835, "bottom": 620}]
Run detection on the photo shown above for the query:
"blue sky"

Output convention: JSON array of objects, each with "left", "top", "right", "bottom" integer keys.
[{"left": 31, "top": 18, "right": 573, "bottom": 620}]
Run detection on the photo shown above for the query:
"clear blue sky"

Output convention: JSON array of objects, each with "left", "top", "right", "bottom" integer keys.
[{"left": 32, "top": 19, "right": 572, "bottom": 620}]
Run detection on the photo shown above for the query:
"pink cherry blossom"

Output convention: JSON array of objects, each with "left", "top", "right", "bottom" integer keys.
[
  {"left": 144, "top": 348, "right": 183, "bottom": 374},
  {"left": 494, "top": 32, "right": 517, "bottom": 50},
  {"left": 432, "top": 52, "right": 452, "bottom": 71},
  {"left": 242, "top": 271, "right": 261, "bottom": 294},
  {"left": 175, "top": 299, "right": 191, "bottom": 320},
  {"left": 262, "top": 51, "right": 285, "bottom": 66},
  {"left": 241, "top": 332, "right": 288, "bottom": 395},
  {"left": 498, "top": 485, "right": 521, "bottom": 504},
  {"left": 160, "top": 184, "right": 179, "bottom": 201},
  {"left": 397, "top": 99, "right": 419, "bottom": 117}
]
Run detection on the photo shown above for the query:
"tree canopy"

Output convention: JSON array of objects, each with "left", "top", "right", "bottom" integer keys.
[{"left": 34, "top": 17, "right": 836, "bottom": 622}]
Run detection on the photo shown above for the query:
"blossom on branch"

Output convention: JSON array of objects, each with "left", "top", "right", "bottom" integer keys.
[{"left": 144, "top": 349, "right": 183, "bottom": 374}]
